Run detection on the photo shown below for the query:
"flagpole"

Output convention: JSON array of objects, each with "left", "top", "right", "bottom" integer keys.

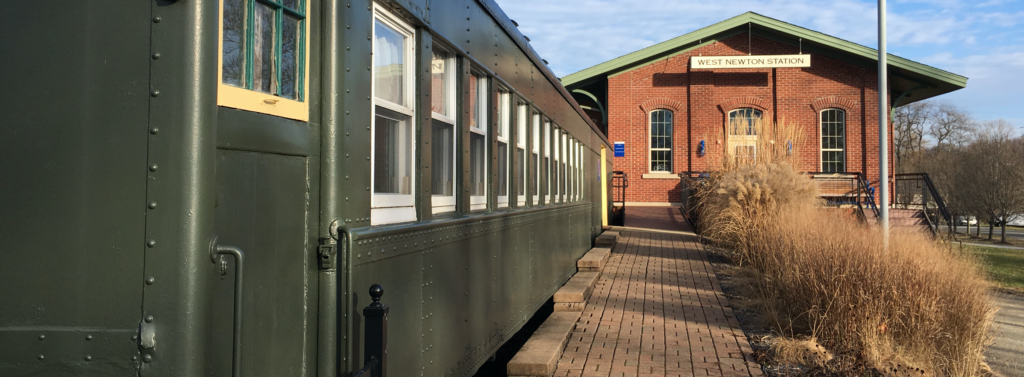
[{"left": 878, "top": 0, "right": 890, "bottom": 246}]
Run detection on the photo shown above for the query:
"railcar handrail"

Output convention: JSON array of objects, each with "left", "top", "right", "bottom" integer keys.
[{"left": 209, "top": 237, "right": 245, "bottom": 377}]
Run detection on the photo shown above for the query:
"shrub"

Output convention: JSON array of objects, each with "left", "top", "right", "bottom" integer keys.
[{"left": 694, "top": 162, "right": 995, "bottom": 376}]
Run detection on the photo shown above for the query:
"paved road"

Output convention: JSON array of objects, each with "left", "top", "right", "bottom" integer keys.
[
  {"left": 957, "top": 226, "right": 1024, "bottom": 241},
  {"left": 988, "top": 293, "right": 1024, "bottom": 377}
]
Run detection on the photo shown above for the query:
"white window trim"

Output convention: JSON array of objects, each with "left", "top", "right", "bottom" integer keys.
[
  {"left": 516, "top": 102, "right": 527, "bottom": 207},
  {"left": 469, "top": 72, "right": 488, "bottom": 210},
  {"left": 561, "top": 132, "right": 567, "bottom": 203},
  {"left": 371, "top": 5, "right": 416, "bottom": 225},
  {"left": 544, "top": 120, "right": 551, "bottom": 201},
  {"left": 430, "top": 44, "right": 457, "bottom": 214},
  {"left": 578, "top": 141, "right": 584, "bottom": 201},
  {"left": 820, "top": 108, "right": 846, "bottom": 172},
  {"left": 552, "top": 126, "right": 560, "bottom": 204},
  {"left": 648, "top": 109, "right": 673, "bottom": 174},
  {"left": 496, "top": 90, "right": 511, "bottom": 208},
  {"left": 727, "top": 108, "right": 762, "bottom": 164},
  {"left": 532, "top": 112, "right": 541, "bottom": 205}
]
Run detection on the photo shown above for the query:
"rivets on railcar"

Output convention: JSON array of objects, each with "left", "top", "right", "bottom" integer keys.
[
  {"left": 149, "top": 164, "right": 158, "bottom": 172},
  {"left": 132, "top": 355, "right": 138, "bottom": 361},
  {"left": 153, "top": 16, "right": 161, "bottom": 23},
  {"left": 346, "top": 3, "right": 350, "bottom": 7},
  {"left": 148, "top": 202, "right": 157, "bottom": 209},
  {"left": 86, "top": 335, "right": 93, "bottom": 340},
  {"left": 84, "top": 355, "right": 92, "bottom": 361},
  {"left": 37, "top": 354, "right": 44, "bottom": 360},
  {"left": 147, "top": 240, "right": 156, "bottom": 247},
  {"left": 346, "top": 68, "right": 349, "bottom": 72},
  {"left": 132, "top": 335, "right": 138, "bottom": 341},
  {"left": 367, "top": 187, "right": 370, "bottom": 191},
  {"left": 152, "top": 53, "right": 160, "bottom": 60},
  {"left": 150, "top": 127, "right": 159, "bottom": 134},
  {"left": 146, "top": 277, "right": 155, "bottom": 285},
  {"left": 366, "top": 157, "right": 370, "bottom": 161},
  {"left": 143, "top": 354, "right": 152, "bottom": 363},
  {"left": 345, "top": 153, "right": 349, "bottom": 158},
  {"left": 151, "top": 90, "right": 160, "bottom": 97},
  {"left": 145, "top": 315, "right": 154, "bottom": 323},
  {"left": 38, "top": 334, "right": 45, "bottom": 340}
]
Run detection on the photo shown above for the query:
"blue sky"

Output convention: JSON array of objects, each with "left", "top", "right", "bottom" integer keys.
[{"left": 494, "top": 0, "right": 1024, "bottom": 126}]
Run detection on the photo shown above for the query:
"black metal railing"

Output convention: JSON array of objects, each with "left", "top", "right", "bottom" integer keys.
[
  {"left": 610, "top": 171, "right": 628, "bottom": 226},
  {"left": 806, "top": 172, "right": 880, "bottom": 224},
  {"left": 894, "top": 173, "right": 952, "bottom": 236},
  {"left": 354, "top": 284, "right": 388, "bottom": 377}
]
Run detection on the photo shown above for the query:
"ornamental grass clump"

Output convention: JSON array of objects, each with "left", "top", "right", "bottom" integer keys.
[{"left": 692, "top": 146, "right": 995, "bottom": 376}]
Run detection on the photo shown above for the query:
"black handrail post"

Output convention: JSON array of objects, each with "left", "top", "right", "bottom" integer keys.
[{"left": 364, "top": 284, "right": 388, "bottom": 377}]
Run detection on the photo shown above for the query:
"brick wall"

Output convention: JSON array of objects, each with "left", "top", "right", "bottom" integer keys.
[{"left": 606, "top": 33, "right": 894, "bottom": 204}]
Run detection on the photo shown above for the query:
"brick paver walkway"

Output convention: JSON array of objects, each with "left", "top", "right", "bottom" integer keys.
[{"left": 555, "top": 226, "right": 762, "bottom": 377}]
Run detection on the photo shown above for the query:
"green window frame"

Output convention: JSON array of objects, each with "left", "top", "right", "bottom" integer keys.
[{"left": 222, "top": 0, "right": 307, "bottom": 102}]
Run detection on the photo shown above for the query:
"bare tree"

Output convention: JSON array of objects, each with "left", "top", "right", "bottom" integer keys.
[
  {"left": 893, "top": 101, "right": 931, "bottom": 173},
  {"left": 928, "top": 101, "right": 974, "bottom": 150},
  {"left": 959, "top": 125, "right": 1024, "bottom": 243}
]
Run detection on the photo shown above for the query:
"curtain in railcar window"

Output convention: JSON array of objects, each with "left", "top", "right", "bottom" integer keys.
[
  {"left": 374, "top": 21, "right": 405, "bottom": 106},
  {"left": 374, "top": 110, "right": 412, "bottom": 195},
  {"left": 516, "top": 103, "right": 527, "bottom": 206},
  {"left": 496, "top": 90, "right": 511, "bottom": 207},
  {"left": 468, "top": 73, "right": 488, "bottom": 209}
]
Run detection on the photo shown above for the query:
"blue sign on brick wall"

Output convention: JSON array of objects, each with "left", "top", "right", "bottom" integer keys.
[{"left": 614, "top": 142, "right": 625, "bottom": 157}]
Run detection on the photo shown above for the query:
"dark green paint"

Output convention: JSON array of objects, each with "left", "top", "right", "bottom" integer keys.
[{"left": 0, "top": 0, "right": 612, "bottom": 376}]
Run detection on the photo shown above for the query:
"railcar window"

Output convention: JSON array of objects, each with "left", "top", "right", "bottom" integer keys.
[
  {"left": 218, "top": 0, "right": 309, "bottom": 121},
  {"left": 430, "top": 44, "right": 456, "bottom": 214},
  {"left": 516, "top": 102, "right": 527, "bottom": 207},
  {"left": 820, "top": 109, "right": 846, "bottom": 173},
  {"left": 543, "top": 120, "right": 551, "bottom": 203},
  {"left": 468, "top": 72, "right": 488, "bottom": 210},
  {"left": 496, "top": 89, "right": 511, "bottom": 208},
  {"left": 431, "top": 46, "right": 455, "bottom": 120},
  {"left": 370, "top": 5, "right": 416, "bottom": 225},
  {"left": 552, "top": 126, "right": 560, "bottom": 204},
  {"left": 561, "top": 132, "right": 568, "bottom": 202},
  {"left": 531, "top": 112, "right": 540, "bottom": 205}
]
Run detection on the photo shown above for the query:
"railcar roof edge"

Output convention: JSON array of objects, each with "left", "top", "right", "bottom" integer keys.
[
  {"left": 560, "top": 12, "right": 967, "bottom": 96},
  {"left": 474, "top": 0, "right": 610, "bottom": 148}
]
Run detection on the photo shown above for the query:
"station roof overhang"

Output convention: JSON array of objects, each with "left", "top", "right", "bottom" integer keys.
[{"left": 562, "top": 12, "right": 967, "bottom": 111}]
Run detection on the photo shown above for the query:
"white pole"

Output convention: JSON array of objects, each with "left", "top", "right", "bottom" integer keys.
[{"left": 878, "top": 0, "right": 890, "bottom": 245}]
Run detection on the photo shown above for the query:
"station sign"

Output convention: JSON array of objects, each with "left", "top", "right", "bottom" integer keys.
[{"left": 690, "top": 54, "right": 811, "bottom": 69}]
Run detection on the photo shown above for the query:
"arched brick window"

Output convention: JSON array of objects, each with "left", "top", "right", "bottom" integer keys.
[
  {"left": 649, "top": 110, "right": 673, "bottom": 172},
  {"left": 727, "top": 108, "right": 762, "bottom": 163},
  {"left": 820, "top": 108, "right": 846, "bottom": 172}
]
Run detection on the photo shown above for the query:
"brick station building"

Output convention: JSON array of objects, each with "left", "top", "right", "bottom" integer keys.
[{"left": 563, "top": 12, "right": 966, "bottom": 205}]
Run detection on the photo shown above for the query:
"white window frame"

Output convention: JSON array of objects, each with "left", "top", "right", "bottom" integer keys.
[
  {"left": 561, "top": 132, "right": 568, "bottom": 203},
  {"left": 544, "top": 120, "right": 551, "bottom": 202},
  {"left": 468, "top": 71, "right": 488, "bottom": 210},
  {"left": 532, "top": 112, "right": 541, "bottom": 205},
  {"left": 727, "top": 108, "right": 762, "bottom": 164},
  {"left": 578, "top": 141, "right": 584, "bottom": 201},
  {"left": 496, "top": 89, "right": 511, "bottom": 208},
  {"left": 820, "top": 108, "right": 846, "bottom": 172},
  {"left": 430, "top": 44, "right": 457, "bottom": 214},
  {"left": 516, "top": 102, "right": 528, "bottom": 207},
  {"left": 552, "top": 126, "right": 561, "bottom": 204},
  {"left": 648, "top": 109, "right": 673, "bottom": 173},
  {"left": 371, "top": 5, "right": 416, "bottom": 225}
]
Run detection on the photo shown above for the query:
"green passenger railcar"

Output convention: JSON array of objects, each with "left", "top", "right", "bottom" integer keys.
[{"left": 0, "top": 0, "right": 614, "bottom": 376}]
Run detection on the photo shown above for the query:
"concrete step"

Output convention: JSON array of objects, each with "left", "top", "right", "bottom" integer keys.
[
  {"left": 595, "top": 230, "right": 619, "bottom": 247},
  {"left": 507, "top": 311, "right": 581, "bottom": 377},
  {"left": 577, "top": 247, "right": 611, "bottom": 272},
  {"left": 553, "top": 271, "right": 600, "bottom": 312}
]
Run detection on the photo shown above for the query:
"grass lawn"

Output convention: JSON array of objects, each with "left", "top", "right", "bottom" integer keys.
[{"left": 963, "top": 244, "right": 1024, "bottom": 292}]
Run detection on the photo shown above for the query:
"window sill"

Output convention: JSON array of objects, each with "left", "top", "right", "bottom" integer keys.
[{"left": 642, "top": 173, "right": 680, "bottom": 180}]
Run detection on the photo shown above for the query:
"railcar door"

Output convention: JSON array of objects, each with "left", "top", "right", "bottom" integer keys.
[{"left": 207, "top": 0, "right": 320, "bottom": 376}]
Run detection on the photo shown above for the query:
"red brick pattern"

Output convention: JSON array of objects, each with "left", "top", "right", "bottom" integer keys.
[
  {"left": 605, "top": 32, "right": 895, "bottom": 204},
  {"left": 554, "top": 230, "right": 762, "bottom": 377}
]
